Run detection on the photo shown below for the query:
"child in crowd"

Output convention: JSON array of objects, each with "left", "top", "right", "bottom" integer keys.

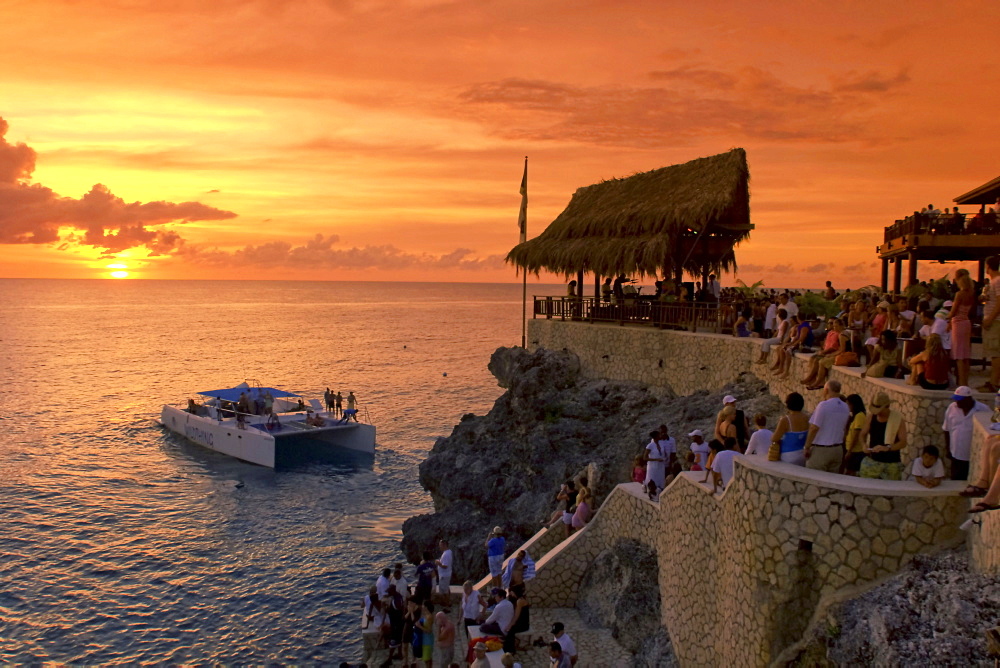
[
  {"left": 632, "top": 455, "right": 646, "bottom": 483},
  {"left": 686, "top": 451, "right": 702, "bottom": 472},
  {"left": 701, "top": 439, "right": 725, "bottom": 486},
  {"left": 743, "top": 413, "right": 772, "bottom": 457},
  {"left": 912, "top": 445, "right": 945, "bottom": 488}
]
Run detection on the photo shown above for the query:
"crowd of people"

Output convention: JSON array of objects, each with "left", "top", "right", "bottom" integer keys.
[
  {"left": 357, "top": 532, "right": 578, "bottom": 667},
  {"left": 741, "top": 256, "right": 1000, "bottom": 393},
  {"left": 885, "top": 198, "right": 1000, "bottom": 239},
  {"left": 626, "top": 376, "right": 1000, "bottom": 518}
]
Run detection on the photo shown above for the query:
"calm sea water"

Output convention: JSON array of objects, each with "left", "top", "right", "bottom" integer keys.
[{"left": 0, "top": 279, "right": 541, "bottom": 664}]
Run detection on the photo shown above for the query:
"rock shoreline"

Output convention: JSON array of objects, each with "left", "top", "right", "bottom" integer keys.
[{"left": 400, "top": 345, "right": 782, "bottom": 582}]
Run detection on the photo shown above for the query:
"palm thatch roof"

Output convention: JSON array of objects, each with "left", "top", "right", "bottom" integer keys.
[{"left": 507, "top": 148, "right": 752, "bottom": 278}]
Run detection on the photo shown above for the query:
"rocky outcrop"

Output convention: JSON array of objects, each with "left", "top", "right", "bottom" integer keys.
[
  {"left": 400, "top": 345, "right": 783, "bottom": 582},
  {"left": 577, "top": 539, "right": 678, "bottom": 667},
  {"left": 791, "top": 549, "right": 1000, "bottom": 666}
]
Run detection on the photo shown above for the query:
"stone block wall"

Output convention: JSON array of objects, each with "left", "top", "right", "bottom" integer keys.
[
  {"left": 526, "top": 460, "right": 967, "bottom": 666},
  {"left": 969, "top": 414, "right": 1000, "bottom": 575},
  {"left": 529, "top": 320, "right": 979, "bottom": 468}
]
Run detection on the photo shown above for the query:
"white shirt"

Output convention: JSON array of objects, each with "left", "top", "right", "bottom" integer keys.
[
  {"left": 911, "top": 458, "right": 945, "bottom": 480},
  {"left": 555, "top": 632, "right": 577, "bottom": 658},
  {"left": 764, "top": 303, "right": 777, "bottom": 330},
  {"left": 376, "top": 574, "right": 391, "bottom": 599},
  {"left": 942, "top": 401, "right": 990, "bottom": 460},
  {"left": 931, "top": 316, "right": 951, "bottom": 349},
  {"left": 485, "top": 598, "right": 514, "bottom": 633},
  {"left": 390, "top": 574, "right": 408, "bottom": 596},
  {"left": 645, "top": 438, "right": 667, "bottom": 486},
  {"left": 657, "top": 437, "right": 677, "bottom": 458},
  {"left": 690, "top": 440, "right": 710, "bottom": 468},
  {"left": 461, "top": 590, "right": 482, "bottom": 620},
  {"left": 809, "top": 397, "right": 851, "bottom": 446},
  {"left": 362, "top": 596, "right": 386, "bottom": 633},
  {"left": 438, "top": 549, "right": 453, "bottom": 581},
  {"left": 744, "top": 428, "right": 773, "bottom": 457},
  {"left": 782, "top": 300, "right": 799, "bottom": 318},
  {"left": 709, "top": 279, "right": 720, "bottom": 298},
  {"left": 711, "top": 450, "right": 740, "bottom": 488}
]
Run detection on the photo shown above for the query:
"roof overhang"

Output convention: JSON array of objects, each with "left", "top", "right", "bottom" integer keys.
[{"left": 955, "top": 175, "right": 1000, "bottom": 205}]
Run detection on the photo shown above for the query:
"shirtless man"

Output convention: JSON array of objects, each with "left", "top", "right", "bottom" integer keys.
[
  {"left": 434, "top": 607, "right": 456, "bottom": 667},
  {"left": 509, "top": 550, "right": 527, "bottom": 590}
]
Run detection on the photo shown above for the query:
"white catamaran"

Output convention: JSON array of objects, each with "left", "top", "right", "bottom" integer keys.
[{"left": 160, "top": 382, "right": 375, "bottom": 468}]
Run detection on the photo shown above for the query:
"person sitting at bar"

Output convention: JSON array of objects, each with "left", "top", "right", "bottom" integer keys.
[
  {"left": 601, "top": 277, "right": 612, "bottom": 303},
  {"left": 566, "top": 280, "right": 577, "bottom": 297}
]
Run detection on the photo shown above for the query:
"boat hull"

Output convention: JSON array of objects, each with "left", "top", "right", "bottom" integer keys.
[{"left": 160, "top": 405, "right": 376, "bottom": 468}]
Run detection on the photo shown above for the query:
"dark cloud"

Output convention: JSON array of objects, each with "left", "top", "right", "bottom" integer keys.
[
  {"left": 804, "top": 263, "right": 834, "bottom": 273},
  {"left": 457, "top": 63, "right": 907, "bottom": 148},
  {"left": 648, "top": 65, "right": 737, "bottom": 90},
  {"left": 832, "top": 68, "right": 910, "bottom": 93},
  {"left": 0, "top": 118, "right": 236, "bottom": 251},
  {"left": 183, "top": 233, "right": 506, "bottom": 271}
]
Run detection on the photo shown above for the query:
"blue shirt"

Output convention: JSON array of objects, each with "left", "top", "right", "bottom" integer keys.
[
  {"left": 415, "top": 562, "right": 436, "bottom": 588},
  {"left": 487, "top": 536, "right": 505, "bottom": 557}
]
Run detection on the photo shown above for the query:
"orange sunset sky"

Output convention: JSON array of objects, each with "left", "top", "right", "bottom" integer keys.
[{"left": 1, "top": 0, "right": 998, "bottom": 287}]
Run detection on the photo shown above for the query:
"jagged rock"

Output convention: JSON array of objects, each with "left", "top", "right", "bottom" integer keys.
[
  {"left": 793, "top": 549, "right": 1000, "bottom": 667},
  {"left": 401, "top": 345, "right": 783, "bottom": 583},
  {"left": 576, "top": 539, "right": 678, "bottom": 667}
]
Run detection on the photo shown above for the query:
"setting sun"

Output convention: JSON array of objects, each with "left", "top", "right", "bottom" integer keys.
[{"left": 109, "top": 270, "right": 129, "bottom": 279}]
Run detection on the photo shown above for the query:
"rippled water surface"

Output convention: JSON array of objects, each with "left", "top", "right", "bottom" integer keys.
[{"left": 0, "top": 279, "right": 535, "bottom": 664}]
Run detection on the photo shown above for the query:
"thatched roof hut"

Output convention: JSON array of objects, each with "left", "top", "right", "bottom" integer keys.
[{"left": 507, "top": 148, "right": 752, "bottom": 279}]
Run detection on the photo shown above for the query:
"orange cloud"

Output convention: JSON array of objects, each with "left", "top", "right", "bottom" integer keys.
[{"left": 0, "top": 118, "right": 235, "bottom": 252}]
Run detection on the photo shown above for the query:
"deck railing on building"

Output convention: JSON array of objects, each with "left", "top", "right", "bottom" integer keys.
[{"left": 533, "top": 296, "right": 729, "bottom": 333}]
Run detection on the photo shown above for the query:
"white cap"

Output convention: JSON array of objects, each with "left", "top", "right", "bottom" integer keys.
[
  {"left": 943, "top": 300, "right": 954, "bottom": 307},
  {"left": 722, "top": 395, "right": 736, "bottom": 405},
  {"left": 688, "top": 429, "right": 704, "bottom": 437},
  {"left": 952, "top": 386, "right": 973, "bottom": 400}
]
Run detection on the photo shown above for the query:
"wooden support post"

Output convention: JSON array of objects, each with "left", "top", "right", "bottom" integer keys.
[
  {"left": 893, "top": 258, "right": 903, "bottom": 295},
  {"left": 880, "top": 258, "right": 889, "bottom": 293},
  {"left": 907, "top": 251, "right": 918, "bottom": 289}
]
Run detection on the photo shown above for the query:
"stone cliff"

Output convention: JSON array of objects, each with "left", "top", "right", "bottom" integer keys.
[{"left": 400, "top": 345, "right": 782, "bottom": 581}]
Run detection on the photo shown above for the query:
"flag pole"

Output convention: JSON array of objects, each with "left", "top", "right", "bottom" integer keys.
[{"left": 518, "top": 156, "right": 528, "bottom": 348}]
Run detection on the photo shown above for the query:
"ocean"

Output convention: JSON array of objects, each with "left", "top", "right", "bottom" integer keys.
[{"left": 0, "top": 279, "right": 545, "bottom": 664}]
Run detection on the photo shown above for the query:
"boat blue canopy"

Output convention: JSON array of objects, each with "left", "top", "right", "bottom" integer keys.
[{"left": 197, "top": 387, "right": 300, "bottom": 402}]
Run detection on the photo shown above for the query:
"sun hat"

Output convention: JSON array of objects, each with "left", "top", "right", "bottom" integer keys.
[
  {"left": 870, "top": 392, "right": 892, "bottom": 410},
  {"left": 688, "top": 429, "right": 704, "bottom": 437},
  {"left": 722, "top": 395, "right": 736, "bottom": 405},
  {"left": 952, "top": 386, "right": 974, "bottom": 401}
]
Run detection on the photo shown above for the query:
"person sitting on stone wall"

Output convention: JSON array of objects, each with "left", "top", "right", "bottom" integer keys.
[
  {"left": 756, "top": 308, "right": 788, "bottom": 364},
  {"left": 801, "top": 318, "right": 849, "bottom": 390},
  {"left": 857, "top": 392, "right": 908, "bottom": 480}
]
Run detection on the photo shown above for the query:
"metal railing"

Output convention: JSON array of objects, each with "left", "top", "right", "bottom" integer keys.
[{"left": 532, "top": 296, "right": 729, "bottom": 333}]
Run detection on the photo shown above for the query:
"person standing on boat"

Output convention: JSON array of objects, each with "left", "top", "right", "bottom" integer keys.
[
  {"left": 335, "top": 391, "right": 343, "bottom": 418},
  {"left": 263, "top": 391, "right": 273, "bottom": 416},
  {"left": 347, "top": 392, "right": 358, "bottom": 421},
  {"left": 324, "top": 387, "right": 333, "bottom": 413}
]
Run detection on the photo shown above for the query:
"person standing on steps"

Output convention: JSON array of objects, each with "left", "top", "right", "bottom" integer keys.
[
  {"left": 486, "top": 526, "right": 506, "bottom": 588},
  {"left": 435, "top": 539, "right": 453, "bottom": 598}
]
